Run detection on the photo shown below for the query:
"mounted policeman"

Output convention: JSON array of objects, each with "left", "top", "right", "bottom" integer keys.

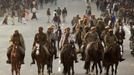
[
  {"left": 60, "top": 27, "right": 78, "bottom": 63},
  {"left": 31, "top": 26, "right": 50, "bottom": 64},
  {"left": 104, "top": 29, "right": 125, "bottom": 61},
  {"left": 7, "top": 30, "right": 25, "bottom": 64}
]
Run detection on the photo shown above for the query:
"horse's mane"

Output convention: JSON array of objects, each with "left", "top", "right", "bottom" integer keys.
[{"left": 86, "top": 42, "right": 96, "bottom": 50}]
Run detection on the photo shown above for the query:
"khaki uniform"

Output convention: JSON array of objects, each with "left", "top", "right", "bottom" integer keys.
[
  {"left": 84, "top": 31, "right": 100, "bottom": 45},
  {"left": 59, "top": 33, "right": 73, "bottom": 49},
  {"left": 46, "top": 31, "right": 58, "bottom": 58},
  {"left": 33, "top": 32, "right": 50, "bottom": 56},
  {"left": 60, "top": 33, "right": 78, "bottom": 63},
  {"left": 101, "top": 30, "right": 108, "bottom": 42},
  {"left": 104, "top": 33, "right": 117, "bottom": 51}
]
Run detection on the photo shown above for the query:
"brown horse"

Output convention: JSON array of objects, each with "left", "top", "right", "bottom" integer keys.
[
  {"left": 46, "top": 41, "right": 54, "bottom": 75},
  {"left": 60, "top": 42, "right": 75, "bottom": 75},
  {"left": 34, "top": 43, "right": 48, "bottom": 75},
  {"left": 115, "top": 26, "right": 125, "bottom": 52},
  {"left": 11, "top": 44, "right": 22, "bottom": 75},
  {"left": 103, "top": 44, "right": 121, "bottom": 75},
  {"left": 84, "top": 42, "right": 104, "bottom": 75}
]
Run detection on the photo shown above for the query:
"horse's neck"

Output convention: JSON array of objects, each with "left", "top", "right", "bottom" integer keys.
[
  {"left": 11, "top": 46, "right": 18, "bottom": 56},
  {"left": 12, "top": 48, "right": 16, "bottom": 53}
]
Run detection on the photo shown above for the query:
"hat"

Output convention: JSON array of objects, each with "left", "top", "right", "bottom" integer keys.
[
  {"left": 48, "top": 25, "right": 54, "bottom": 29},
  {"left": 91, "top": 27, "right": 96, "bottom": 31},
  {"left": 109, "top": 29, "right": 113, "bottom": 32},
  {"left": 105, "top": 26, "right": 110, "bottom": 29}
]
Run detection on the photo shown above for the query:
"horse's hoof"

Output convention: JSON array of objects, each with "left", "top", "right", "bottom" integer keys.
[
  {"left": 85, "top": 71, "right": 88, "bottom": 74},
  {"left": 100, "top": 70, "right": 102, "bottom": 74},
  {"left": 6, "top": 60, "right": 11, "bottom": 64},
  {"left": 105, "top": 73, "right": 109, "bottom": 75},
  {"left": 72, "top": 71, "right": 75, "bottom": 75}
]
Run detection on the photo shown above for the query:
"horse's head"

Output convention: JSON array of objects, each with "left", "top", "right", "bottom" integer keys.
[
  {"left": 35, "top": 43, "right": 40, "bottom": 55},
  {"left": 70, "top": 40, "right": 75, "bottom": 49}
]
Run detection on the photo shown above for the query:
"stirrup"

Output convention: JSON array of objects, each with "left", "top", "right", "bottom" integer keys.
[
  {"left": 55, "top": 56, "right": 59, "bottom": 59},
  {"left": 30, "top": 61, "right": 35, "bottom": 65},
  {"left": 21, "top": 61, "right": 25, "bottom": 64}
]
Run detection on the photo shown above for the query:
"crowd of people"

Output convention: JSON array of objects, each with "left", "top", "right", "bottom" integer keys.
[{"left": 0, "top": 0, "right": 59, "bottom": 25}]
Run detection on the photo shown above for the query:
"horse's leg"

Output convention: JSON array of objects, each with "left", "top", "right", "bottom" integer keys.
[
  {"left": 18, "top": 69, "right": 20, "bottom": 75},
  {"left": 111, "top": 65, "right": 114, "bottom": 75},
  {"left": 95, "top": 63, "right": 98, "bottom": 75},
  {"left": 106, "top": 65, "right": 110, "bottom": 75},
  {"left": 85, "top": 61, "right": 90, "bottom": 74},
  {"left": 17, "top": 66, "right": 20, "bottom": 75},
  {"left": 72, "top": 63, "right": 74, "bottom": 75},
  {"left": 68, "top": 65, "right": 71, "bottom": 75},
  {"left": 66, "top": 64, "right": 69, "bottom": 75},
  {"left": 91, "top": 62, "right": 95, "bottom": 72},
  {"left": 115, "top": 62, "right": 119, "bottom": 75},
  {"left": 15, "top": 65, "right": 18, "bottom": 75},
  {"left": 98, "top": 61, "right": 102, "bottom": 74},
  {"left": 37, "top": 64, "right": 41, "bottom": 75},
  {"left": 47, "top": 63, "right": 51, "bottom": 75},
  {"left": 64, "top": 64, "right": 67, "bottom": 75},
  {"left": 51, "top": 57, "right": 53, "bottom": 73},
  {"left": 11, "top": 66, "right": 14, "bottom": 75},
  {"left": 42, "top": 64, "right": 45, "bottom": 75},
  {"left": 62, "top": 64, "right": 65, "bottom": 74}
]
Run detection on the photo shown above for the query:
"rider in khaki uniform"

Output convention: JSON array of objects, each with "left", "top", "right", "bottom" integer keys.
[
  {"left": 46, "top": 26, "right": 59, "bottom": 59},
  {"left": 84, "top": 27, "right": 100, "bottom": 45},
  {"left": 84, "top": 27, "right": 101, "bottom": 70},
  {"left": 81, "top": 26, "right": 90, "bottom": 44},
  {"left": 7, "top": 30, "right": 25, "bottom": 64},
  {"left": 101, "top": 26, "right": 110, "bottom": 45},
  {"left": 31, "top": 27, "right": 50, "bottom": 64},
  {"left": 104, "top": 29, "right": 125, "bottom": 61},
  {"left": 81, "top": 27, "right": 100, "bottom": 60},
  {"left": 104, "top": 29, "right": 117, "bottom": 50},
  {"left": 60, "top": 27, "right": 78, "bottom": 63}
]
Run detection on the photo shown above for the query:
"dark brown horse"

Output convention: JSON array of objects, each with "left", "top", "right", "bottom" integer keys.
[
  {"left": 11, "top": 44, "right": 22, "bottom": 75},
  {"left": 34, "top": 43, "right": 48, "bottom": 75},
  {"left": 60, "top": 42, "right": 75, "bottom": 75},
  {"left": 84, "top": 42, "right": 104, "bottom": 75},
  {"left": 46, "top": 41, "right": 54, "bottom": 75},
  {"left": 103, "top": 44, "right": 121, "bottom": 75},
  {"left": 115, "top": 26, "right": 125, "bottom": 52}
]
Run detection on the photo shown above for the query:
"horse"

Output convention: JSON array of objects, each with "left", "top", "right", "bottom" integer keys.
[
  {"left": 60, "top": 42, "right": 76, "bottom": 75},
  {"left": 103, "top": 44, "right": 121, "bottom": 75},
  {"left": 84, "top": 41, "right": 104, "bottom": 75},
  {"left": 115, "top": 26, "right": 125, "bottom": 52},
  {"left": 10, "top": 44, "right": 22, "bottom": 75},
  {"left": 46, "top": 41, "right": 55, "bottom": 75},
  {"left": 34, "top": 43, "right": 49, "bottom": 75}
]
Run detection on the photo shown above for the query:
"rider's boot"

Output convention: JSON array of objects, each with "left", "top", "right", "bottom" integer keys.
[
  {"left": 21, "top": 54, "right": 25, "bottom": 64},
  {"left": 6, "top": 53, "right": 11, "bottom": 64},
  {"left": 30, "top": 52, "right": 35, "bottom": 65},
  {"left": 6, "top": 49, "right": 11, "bottom": 64}
]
